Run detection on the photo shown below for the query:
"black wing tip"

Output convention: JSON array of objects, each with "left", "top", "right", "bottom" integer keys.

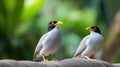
[
  {"left": 73, "top": 54, "right": 77, "bottom": 58},
  {"left": 73, "top": 53, "right": 82, "bottom": 58},
  {"left": 33, "top": 54, "right": 38, "bottom": 61},
  {"left": 33, "top": 58, "right": 38, "bottom": 61},
  {"left": 33, "top": 56, "right": 39, "bottom": 61},
  {"left": 33, "top": 53, "right": 41, "bottom": 61}
]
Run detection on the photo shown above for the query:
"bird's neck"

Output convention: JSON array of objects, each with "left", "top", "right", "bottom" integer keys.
[
  {"left": 90, "top": 31, "right": 98, "bottom": 35},
  {"left": 90, "top": 31, "right": 101, "bottom": 36},
  {"left": 48, "top": 27, "right": 58, "bottom": 32}
]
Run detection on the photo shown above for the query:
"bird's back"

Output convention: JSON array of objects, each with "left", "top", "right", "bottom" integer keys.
[
  {"left": 33, "top": 33, "right": 47, "bottom": 60},
  {"left": 74, "top": 35, "right": 91, "bottom": 57}
]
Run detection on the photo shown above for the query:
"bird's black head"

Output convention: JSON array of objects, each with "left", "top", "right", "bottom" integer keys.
[
  {"left": 48, "top": 20, "right": 63, "bottom": 31},
  {"left": 86, "top": 26, "right": 101, "bottom": 34}
]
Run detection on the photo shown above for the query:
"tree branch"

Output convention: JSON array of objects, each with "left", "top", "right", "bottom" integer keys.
[
  {"left": 102, "top": 10, "right": 120, "bottom": 62},
  {"left": 0, "top": 58, "right": 118, "bottom": 67}
]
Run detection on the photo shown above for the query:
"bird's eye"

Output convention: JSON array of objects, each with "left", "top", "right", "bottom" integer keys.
[
  {"left": 94, "top": 27, "right": 96, "bottom": 30},
  {"left": 51, "top": 22, "right": 54, "bottom": 25}
]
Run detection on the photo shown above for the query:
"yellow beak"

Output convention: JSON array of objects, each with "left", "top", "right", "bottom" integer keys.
[
  {"left": 54, "top": 21, "right": 63, "bottom": 26},
  {"left": 85, "top": 27, "right": 92, "bottom": 30}
]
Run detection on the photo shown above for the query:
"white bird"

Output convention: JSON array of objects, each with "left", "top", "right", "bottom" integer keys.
[
  {"left": 33, "top": 20, "right": 63, "bottom": 61},
  {"left": 74, "top": 26, "right": 103, "bottom": 59}
]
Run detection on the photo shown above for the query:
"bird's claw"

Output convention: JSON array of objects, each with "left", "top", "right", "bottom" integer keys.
[{"left": 42, "top": 59, "right": 48, "bottom": 62}]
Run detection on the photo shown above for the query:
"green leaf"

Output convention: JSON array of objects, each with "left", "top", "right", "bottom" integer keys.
[{"left": 21, "top": 0, "right": 46, "bottom": 22}]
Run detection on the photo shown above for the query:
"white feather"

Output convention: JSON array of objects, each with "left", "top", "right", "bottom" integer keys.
[
  {"left": 33, "top": 27, "right": 61, "bottom": 60},
  {"left": 74, "top": 31, "right": 103, "bottom": 58}
]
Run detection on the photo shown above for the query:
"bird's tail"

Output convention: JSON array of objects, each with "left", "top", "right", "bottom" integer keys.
[
  {"left": 73, "top": 55, "right": 85, "bottom": 58},
  {"left": 33, "top": 53, "right": 41, "bottom": 61},
  {"left": 73, "top": 53, "right": 80, "bottom": 58},
  {"left": 73, "top": 55, "right": 77, "bottom": 58}
]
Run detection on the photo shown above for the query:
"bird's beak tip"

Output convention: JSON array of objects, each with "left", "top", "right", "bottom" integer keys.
[
  {"left": 58, "top": 21, "right": 63, "bottom": 24},
  {"left": 55, "top": 21, "right": 63, "bottom": 26}
]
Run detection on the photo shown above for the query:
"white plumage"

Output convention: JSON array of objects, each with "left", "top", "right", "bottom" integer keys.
[
  {"left": 33, "top": 21, "right": 63, "bottom": 61},
  {"left": 74, "top": 26, "right": 103, "bottom": 59}
]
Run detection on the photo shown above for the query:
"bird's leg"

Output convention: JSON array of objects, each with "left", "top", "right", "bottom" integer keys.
[
  {"left": 49, "top": 55, "right": 58, "bottom": 61},
  {"left": 85, "top": 56, "right": 91, "bottom": 60},
  {"left": 42, "top": 55, "right": 48, "bottom": 62}
]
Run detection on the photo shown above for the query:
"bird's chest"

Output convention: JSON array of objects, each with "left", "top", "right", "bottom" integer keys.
[
  {"left": 48, "top": 30, "right": 60, "bottom": 39},
  {"left": 87, "top": 34, "right": 103, "bottom": 47},
  {"left": 45, "top": 30, "right": 61, "bottom": 45}
]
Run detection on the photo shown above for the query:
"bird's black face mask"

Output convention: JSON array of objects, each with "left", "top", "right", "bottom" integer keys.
[
  {"left": 48, "top": 20, "right": 58, "bottom": 31},
  {"left": 91, "top": 26, "right": 101, "bottom": 34}
]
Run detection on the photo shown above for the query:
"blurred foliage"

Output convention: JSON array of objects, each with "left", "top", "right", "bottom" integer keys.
[
  {"left": 0, "top": 0, "right": 120, "bottom": 62},
  {"left": 0, "top": 0, "right": 46, "bottom": 60}
]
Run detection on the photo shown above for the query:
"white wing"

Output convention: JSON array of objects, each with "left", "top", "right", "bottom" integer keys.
[
  {"left": 81, "top": 33, "right": 103, "bottom": 57},
  {"left": 39, "top": 27, "right": 61, "bottom": 56},
  {"left": 33, "top": 33, "right": 48, "bottom": 60},
  {"left": 74, "top": 36, "right": 90, "bottom": 57}
]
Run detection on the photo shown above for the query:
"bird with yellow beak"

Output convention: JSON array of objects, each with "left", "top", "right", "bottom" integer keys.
[
  {"left": 33, "top": 20, "right": 63, "bottom": 61},
  {"left": 74, "top": 26, "right": 103, "bottom": 59}
]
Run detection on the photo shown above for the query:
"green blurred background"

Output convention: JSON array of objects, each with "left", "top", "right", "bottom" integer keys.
[{"left": 0, "top": 0, "right": 120, "bottom": 63}]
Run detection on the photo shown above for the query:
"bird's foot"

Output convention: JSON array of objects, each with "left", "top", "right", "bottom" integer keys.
[
  {"left": 85, "top": 56, "right": 97, "bottom": 60},
  {"left": 42, "top": 55, "right": 48, "bottom": 62},
  {"left": 85, "top": 56, "right": 91, "bottom": 60},
  {"left": 42, "top": 59, "right": 48, "bottom": 62}
]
